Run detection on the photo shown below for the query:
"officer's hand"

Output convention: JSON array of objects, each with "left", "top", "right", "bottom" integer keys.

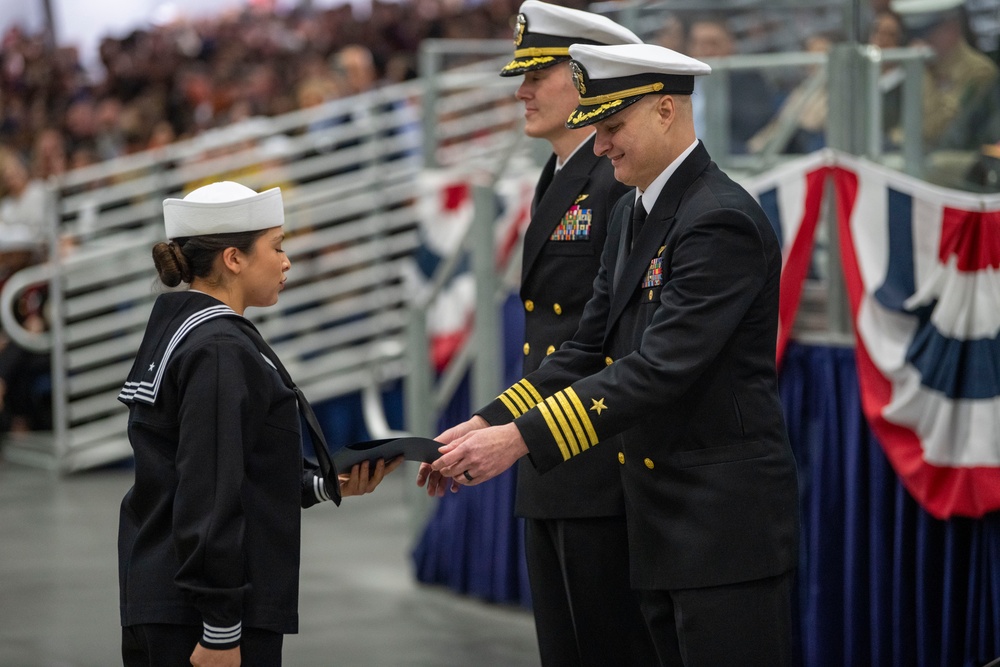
[
  {"left": 431, "top": 423, "right": 528, "bottom": 487},
  {"left": 416, "top": 462, "right": 460, "bottom": 496},
  {"left": 436, "top": 415, "right": 489, "bottom": 445}
]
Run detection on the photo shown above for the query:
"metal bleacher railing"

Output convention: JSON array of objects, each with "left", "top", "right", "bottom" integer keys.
[{"left": 0, "top": 16, "right": 941, "bottom": 472}]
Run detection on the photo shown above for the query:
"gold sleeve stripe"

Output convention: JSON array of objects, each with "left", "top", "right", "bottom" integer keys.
[
  {"left": 555, "top": 391, "right": 591, "bottom": 452},
  {"left": 544, "top": 395, "right": 580, "bottom": 456},
  {"left": 498, "top": 392, "right": 522, "bottom": 418},
  {"left": 510, "top": 382, "right": 538, "bottom": 411},
  {"left": 504, "top": 386, "right": 531, "bottom": 415},
  {"left": 518, "top": 379, "right": 544, "bottom": 405},
  {"left": 536, "top": 401, "right": 572, "bottom": 461},
  {"left": 565, "top": 387, "right": 599, "bottom": 446}
]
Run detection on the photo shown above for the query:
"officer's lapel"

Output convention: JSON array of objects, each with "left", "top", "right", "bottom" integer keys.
[
  {"left": 611, "top": 197, "right": 635, "bottom": 290},
  {"left": 521, "top": 137, "right": 599, "bottom": 281},
  {"left": 606, "top": 143, "right": 711, "bottom": 331},
  {"left": 530, "top": 154, "right": 556, "bottom": 215}
]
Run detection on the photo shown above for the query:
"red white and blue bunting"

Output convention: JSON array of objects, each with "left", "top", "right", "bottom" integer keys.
[
  {"left": 832, "top": 154, "right": 1000, "bottom": 519},
  {"left": 744, "top": 150, "right": 1000, "bottom": 519}
]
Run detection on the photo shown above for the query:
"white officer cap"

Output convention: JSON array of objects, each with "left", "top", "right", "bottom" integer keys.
[
  {"left": 501, "top": 0, "right": 641, "bottom": 77},
  {"left": 163, "top": 181, "right": 284, "bottom": 240},
  {"left": 890, "top": 0, "right": 964, "bottom": 33},
  {"left": 565, "top": 43, "right": 711, "bottom": 129}
]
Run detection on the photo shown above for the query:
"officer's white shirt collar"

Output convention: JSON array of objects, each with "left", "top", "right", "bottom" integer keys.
[
  {"left": 555, "top": 133, "right": 595, "bottom": 173},
  {"left": 636, "top": 139, "right": 700, "bottom": 214}
]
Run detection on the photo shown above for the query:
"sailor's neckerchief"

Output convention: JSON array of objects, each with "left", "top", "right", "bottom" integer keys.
[{"left": 118, "top": 290, "right": 244, "bottom": 406}]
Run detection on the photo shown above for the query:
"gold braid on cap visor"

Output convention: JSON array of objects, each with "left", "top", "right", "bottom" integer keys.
[
  {"left": 568, "top": 99, "right": 624, "bottom": 125},
  {"left": 502, "top": 56, "right": 558, "bottom": 72},
  {"left": 578, "top": 81, "right": 666, "bottom": 106},
  {"left": 501, "top": 48, "right": 570, "bottom": 73}
]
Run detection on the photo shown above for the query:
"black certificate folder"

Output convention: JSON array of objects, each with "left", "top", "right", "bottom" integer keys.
[{"left": 332, "top": 436, "right": 443, "bottom": 470}]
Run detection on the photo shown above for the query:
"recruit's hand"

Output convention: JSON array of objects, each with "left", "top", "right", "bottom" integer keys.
[
  {"left": 190, "top": 643, "right": 239, "bottom": 667},
  {"left": 339, "top": 456, "right": 404, "bottom": 497},
  {"left": 431, "top": 422, "right": 528, "bottom": 487},
  {"left": 416, "top": 416, "right": 490, "bottom": 496}
]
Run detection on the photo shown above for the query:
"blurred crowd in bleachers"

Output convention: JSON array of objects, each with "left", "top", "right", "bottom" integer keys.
[{"left": 1, "top": 0, "right": 1000, "bottom": 440}]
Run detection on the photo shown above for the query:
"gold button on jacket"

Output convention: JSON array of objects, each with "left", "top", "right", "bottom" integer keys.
[
  {"left": 523, "top": 343, "right": 530, "bottom": 355},
  {"left": 618, "top": 452, "right": 625, "bottom": 464},
  {"left": 524, "top": 299, "right": 534, "bottom": 312},
  {"left": 605, "top": 356, "right": 614, "bottom": 366},
  {"left": 644, "top": 458, "right": 655, "bottom": 470},
  {"left": 553, "top": 303, "right": 562, "bottom": 315},
  {"left": 546, "top": 345, "right": 555, "bottom": 355}
]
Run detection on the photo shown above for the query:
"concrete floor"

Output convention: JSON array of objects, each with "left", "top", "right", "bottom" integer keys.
[{"left": 0, "top": 458, "right": 541, "bottom": 667}]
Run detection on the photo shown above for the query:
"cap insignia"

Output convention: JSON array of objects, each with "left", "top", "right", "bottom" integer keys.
[
  {"left": 570, "top": 61, "right": 587, "bottom": 96},
  {"left": 514, "top": 14, "right": 527, "bottom": 47}
]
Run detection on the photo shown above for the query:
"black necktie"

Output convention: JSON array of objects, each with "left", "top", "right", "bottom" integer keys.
[
  {"left": 236, "top": 320, "right": 342, "bottom": 506},
  {"left": 630, "top": 196, "right": 647, "bottom": 251}
]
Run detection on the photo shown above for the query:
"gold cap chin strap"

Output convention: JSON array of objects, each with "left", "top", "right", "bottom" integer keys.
[
  {"left": 513, "top": 46, "right": 571, "bottom": 58},
  {"left": 579, "top": 82, "right": 665, "bottom": 106}
]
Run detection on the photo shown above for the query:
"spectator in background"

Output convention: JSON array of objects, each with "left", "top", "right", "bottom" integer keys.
[
  {"left": 31, "top": 127, "right": 68, "bottom": 180},
  {"left": 0, "top": 292, "right": 51, "bottom": 439},
  {"left": 93, "top": 97, "right": 127, "bottom": 160},
  {"left": 0, "top": 149, "right": 51, "bottom": 440},
  {"left": 653, "top": 13, "right": 686, "bottom": 53},
  {"left": 64, "top": 98, "right": 98, "bottom": 157},
  {"left": 871, "top": 8, "right": 907, "bottom": 51},
  {"left": 747, "top": 31, "right": 841, "bottom": 155},
  {"left": 330, "top": 43, "right": 420, "bottom": 162},
  {"left": 332, "top": 44, "right": 379, "bottom": 97},
  {"left": 687, "top": 14, "right": 776, "bottom": 154},
  {"left": 869, "top": 9, "right": 908, "bottom": 139},
  {"left": 890, "top": 0, "right": 998, "bottom": 148},
  {"left": 0, "top": 152, "right": 47, "bottom": 246}
]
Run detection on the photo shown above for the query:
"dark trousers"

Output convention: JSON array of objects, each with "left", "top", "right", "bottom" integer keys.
[
  {"left": 638, "top": 570, "right": 795, "bottom": 667},
  {"left": 122, "top": 624, "right": 283, "bottom": 667},
  {"left": 525, "top": 516, "right": 655, "bottom": 667}
]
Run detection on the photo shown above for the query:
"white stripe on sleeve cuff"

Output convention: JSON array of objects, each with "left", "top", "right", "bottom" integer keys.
[
  {"left": 313, "top": 475, "right": 331, "bottom": 503},
  {"left": 202, "top": 621, "right": 241, "bottom": 646}
]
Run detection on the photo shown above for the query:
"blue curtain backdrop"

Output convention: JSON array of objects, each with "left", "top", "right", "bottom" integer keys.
[{"left": 410, "top": 331, "right": 1000, "bottom": 666}]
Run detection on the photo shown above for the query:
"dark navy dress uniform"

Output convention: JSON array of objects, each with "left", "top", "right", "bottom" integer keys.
[
  {"left": 481, "top": 142, "right": 800, "bottom": 666},
  {"left": 496, "top": 3, "right": 650, "bottom": 664},
  {"left": 117, "top": 291, "right": 332, "bottom": 664}
]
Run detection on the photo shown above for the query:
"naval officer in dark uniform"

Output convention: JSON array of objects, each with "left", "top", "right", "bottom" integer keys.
[
  {"left": 502, "top": 4, "right": 654, "bottom": 666},
  {"left": 420, "top": 3, "right": 651, "bottom": 665},
  {"left": 423, "top": 43, "right": 800, "bottom": 667}
]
